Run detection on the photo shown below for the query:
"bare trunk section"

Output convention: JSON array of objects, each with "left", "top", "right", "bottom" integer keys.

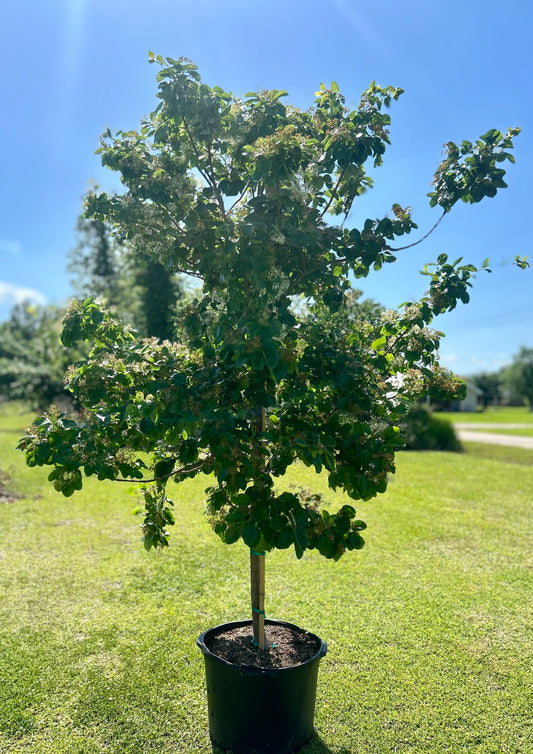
[
  {"left": 250, "top": 405, "right": 266, "bottom": 649},
  {"left": 250, "top": 550, "right": 265, "bottom": 649}
]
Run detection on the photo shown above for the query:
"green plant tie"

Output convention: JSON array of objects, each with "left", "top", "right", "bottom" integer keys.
[
  {"left": 252, "top": 607, "right": 265, "bottom": 615},
  {"left": 251, "top": 637, "right": 276, "bottom": 649},
  {"left": 250, "top": 550, "right": 266, "bottom": 556}
]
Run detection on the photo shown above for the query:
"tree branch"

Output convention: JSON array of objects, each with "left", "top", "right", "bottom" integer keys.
[
  {"left": 320, "top": 167, "right": 346, "bottom": 218},
  {"left": 228, "top": 182, "right": 251, "bottom": 215},
  {"left": 115, "top": 458, "right": 207, "bottom": 484},
  {"left": 206, "top": 143, "right": 228, "bottom": 220},
  {"left": 385, "top": 211, "right": 446, "bottom": 252},
  {"left": 127, "top": 217, "right": 205, "bottom": 281},
  {"left": 153, "top": 202, "right": 188, "bottom": 236},
  {"left": 181, "top": 119, "right": 215, "bottom": 192},
  {"left": 286, "top": 261, "right": 325, "bottom": 295}
]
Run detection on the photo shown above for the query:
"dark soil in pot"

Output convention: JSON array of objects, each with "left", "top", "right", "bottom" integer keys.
[{"left": 205, "top": 622, "right": 322, "bottom": 669}]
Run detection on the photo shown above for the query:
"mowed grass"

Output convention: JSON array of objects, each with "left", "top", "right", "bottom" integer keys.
[
  {"left": 438, "top": 407, "right": 533, "bottom": 424},
  {"left": 1, "top": 406, "right": 532, "bottom": 753},
  {"left": 462, "top": 441, "right": 533, "bottom": 467}
]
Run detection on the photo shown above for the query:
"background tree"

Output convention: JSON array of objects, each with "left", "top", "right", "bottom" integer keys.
[
  {"left": 19, "top": 55, "right": 521, "bottom": 648},
  {"left": 501, "top": 347, "right": 533, "bottom": 409},
  {"left": 471, "top": 371, "right": 503, "bottom": 409},
  {"left": 0, "top": 302, "right": 83, "bottom": 410},
  {"left": 69, "top": 211, "right": 186, "bottom": 341},
  {"left": 68, "top": 214, "right": 125, "bottom": 311},
  {"left": 133, "top": 257, "right": 184, "bottom": 341}
]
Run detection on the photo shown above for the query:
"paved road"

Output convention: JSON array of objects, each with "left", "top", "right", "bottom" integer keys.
[
  {"left": 456, "top": 429, "right": 533, "bottom": 449},
  {"left": 453, "top": 423, "right": 533, "bottom": 430}
]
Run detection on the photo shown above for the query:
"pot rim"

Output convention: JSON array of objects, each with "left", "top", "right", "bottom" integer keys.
[{"left": 197, "top": 618, "right": 327, "bottom": 676}]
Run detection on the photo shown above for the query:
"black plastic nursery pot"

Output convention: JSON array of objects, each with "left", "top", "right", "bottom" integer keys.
[{"left": 197, "top": 619, "right": 327, "bottom": 754}]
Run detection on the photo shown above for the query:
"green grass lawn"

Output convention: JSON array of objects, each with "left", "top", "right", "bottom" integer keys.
[
  {"left": 1, "top": 406, "right": 532, "bottom": 753},
  {"left": 461, "top": 441, "right": 533, "bottom": 467},
  {"left": 438, "top": 407, "right": 533, "bottom": 424}
]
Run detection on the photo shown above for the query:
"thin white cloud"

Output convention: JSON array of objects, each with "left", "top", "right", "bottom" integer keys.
[
  {"left": 0, "top": 281, "right": 47, "bottom": 307},
  {"left": 439, "top": 351, "right": 513, "bottom": 376},
  {"left": 0, "top": 239, "right": 23, "bottom": 255},
  {"left": 468, "top": 354, "right": 513, "bottom": 371},
  {"left": 440, "top": 353, "right": 459, "bottom": 364},
  {"left": 330, "top": 0, "right": 389, "bottom": 57}
]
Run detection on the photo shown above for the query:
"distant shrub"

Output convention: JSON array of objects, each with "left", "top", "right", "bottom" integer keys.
[{"left": 400, "top": 405, "right": 462, "bottom": 451}]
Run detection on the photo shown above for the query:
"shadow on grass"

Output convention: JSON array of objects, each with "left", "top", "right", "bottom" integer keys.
[{"left": 211, "top": 731, "right": 350, "bottom": 753}]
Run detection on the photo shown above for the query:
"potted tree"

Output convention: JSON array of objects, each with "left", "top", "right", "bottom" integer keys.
[{"left": 19, "top": 55, "right": 522, "bottom": 753}]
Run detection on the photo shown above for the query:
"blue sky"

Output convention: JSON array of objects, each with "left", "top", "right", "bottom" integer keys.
[{"left": 1, "top": 0, "right": 531, "bottom": 376}]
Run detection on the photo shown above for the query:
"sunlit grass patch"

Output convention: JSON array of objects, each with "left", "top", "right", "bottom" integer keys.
[
  {"left": 462, "top": 441, "right": 533, "bottom": 466},
  {"left": 438, "top": 406, "right": 533, "bottom": 424}
]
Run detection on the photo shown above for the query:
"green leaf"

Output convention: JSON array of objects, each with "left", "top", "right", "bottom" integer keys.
[
  {"left": 225, "top": 509, "right": 246, "bottom": 523},
  {"left": 243, "top": 523, "right": 260, "bottom": 548},
  {"left": 139, "top": 417, "right": 157, "bottom": 437},
  {"left": 294, "top": 526, "right": 308, "bottom": 552},
  {"left": 277, "top": 529, "right": 293, "bottom": 549},
  {"left": 347, "top": 531, "right": 365, "bottom": 550},
  {"left": 154, "top": 458, "right": 175, "bottom": 479},
  {"left": 224, "top": 526, "right": 241, "bottom": 545}
]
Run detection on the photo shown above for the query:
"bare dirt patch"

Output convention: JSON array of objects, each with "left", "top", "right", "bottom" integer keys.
[{"left": 0, "top": 467, "right": 23, "bottom": 503}]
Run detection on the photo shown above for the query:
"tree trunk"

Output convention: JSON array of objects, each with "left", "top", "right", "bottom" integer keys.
[
  {"left": 250, "top": 550, "right": 265, "bottom": 649},
  {"left": 250, "top": 405, "right": 266, "bottom": 649}
]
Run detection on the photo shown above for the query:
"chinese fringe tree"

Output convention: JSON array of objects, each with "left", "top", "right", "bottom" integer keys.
[{"left": 19, "top": 55, "right": 521, "bottom": 648}]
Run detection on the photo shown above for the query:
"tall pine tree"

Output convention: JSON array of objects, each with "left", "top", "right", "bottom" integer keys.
[{"left": 68, "top": 211, "right": 185, "bottom": 340}]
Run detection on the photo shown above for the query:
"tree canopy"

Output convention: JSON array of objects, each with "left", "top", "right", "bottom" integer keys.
[{"left": 19, "top": 55, "right": 520, "bottom": 562}]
